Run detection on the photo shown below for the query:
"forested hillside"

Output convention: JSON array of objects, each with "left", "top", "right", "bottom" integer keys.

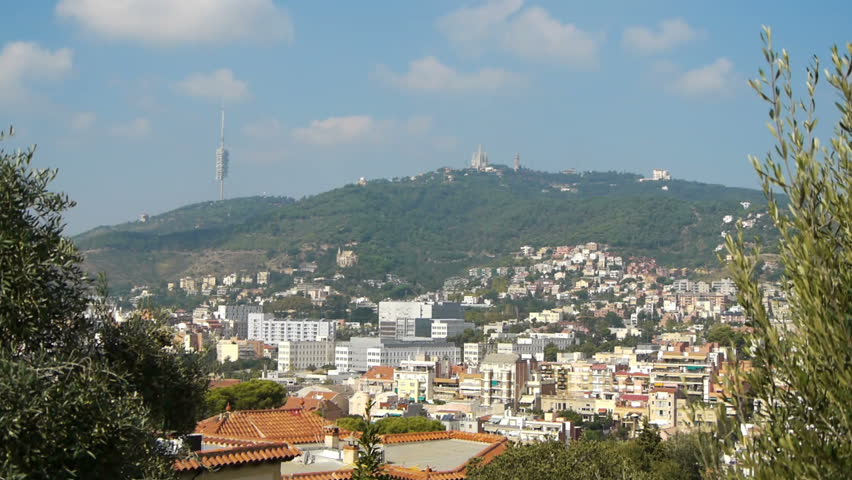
[{"left": 75, "top": 168, "right": 774, "bottom": 289}]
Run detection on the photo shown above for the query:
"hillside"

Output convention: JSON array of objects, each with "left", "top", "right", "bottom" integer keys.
[{"left": 74, "top": 168, "right": 774, "bottom": 289}]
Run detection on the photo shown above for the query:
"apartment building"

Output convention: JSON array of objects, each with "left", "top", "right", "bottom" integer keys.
[
  {"left": 479, "top": 353, "right": 530, "bottom": 409},
  {"left": 247, "top": 314, "right": 336, "bottom": 343},
  {"left": 277, "top": 341, "right": 335, "bottom": 372},
  {"left": 393, "top": 359, "right": 436, "bottom": 402}
]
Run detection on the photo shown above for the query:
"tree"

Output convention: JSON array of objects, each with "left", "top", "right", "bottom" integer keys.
[
  {"left": 0, "top": 131, "right": 90, "bottom": 354},
  {"left": 98, "top": 316, "right": 208, "bottom": 433},
  {"left": 1, "top": 128, "right": 190, "bottom": 478},
  {"left": 704, "top": 29, "right": 852, "bottom": 478},
  {"left": 352, "top": 402, "right": 390, "bottom": 480},
  {"left": 467, "top": 436, "right": 701, "bottom": 480},
  {"left": 204, "top": 379, "right": 287, "bottom": 416},
  {"left": 544, "top": 342, "right": 559, "bottom": 362},
  {"left": 0, "top": 353, "right": 175, "bottom": 480},
  {"left": 336, "top": 415, "right": 445, "bottom": 435}
]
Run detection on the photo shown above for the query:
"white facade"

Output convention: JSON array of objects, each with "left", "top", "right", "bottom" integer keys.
[
  {"left": 464, "top": 342, "right": 496, "bottom": 366},
  {"left": 247, "top": 314, "right": 336, "bottom": 343},
  {"left": 430, "top": 319, "right": 475, "bottom": 339},
  {"left": 278, "top": 341, "right": 335, "bottom": 372},
  {"left": 336, "top": 337, "right": 460, "bottom": 372}
]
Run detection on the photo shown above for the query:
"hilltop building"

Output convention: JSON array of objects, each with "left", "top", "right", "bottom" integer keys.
[
  {"left": 336, "top": 248, "right": 358, "bottom": 268},
  {"left": 652, "top": 169, "right": 671, "bottom": 181},
  {"left": 471, "top": 144, "right": 489, "bottom": 171}
]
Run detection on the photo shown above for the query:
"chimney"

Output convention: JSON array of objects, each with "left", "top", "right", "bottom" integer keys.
[
  {"left": 343, "top": 444, "right": 359, "bottom": 465},
  {"left": 544, "top": 411, "right": 554, "bottom": 422},
  {"left": 324, "top": 426, "right": 340, "bottom": 450}
]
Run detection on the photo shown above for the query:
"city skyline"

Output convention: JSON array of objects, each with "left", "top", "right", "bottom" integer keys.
[{"left": 1, "top": 0, "right": 848, "bottom": 234}]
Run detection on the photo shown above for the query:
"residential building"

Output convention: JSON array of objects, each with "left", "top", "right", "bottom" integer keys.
[
  {"left": 247, "top": 315, "right": 336, "bottom": 343},
  {"left": 394, "top": 359, "right": 436, "bottom": 402},
  {"left": 217, "top": 304, "right": 263, "bottom": 339},
  {"left": 277, "top": 341, "right": 335, "bottom": 372},
  {"left": 216, "top": 338, "right": 261, "bottom": 363},
  {"left": 464, "top": 342, "right": 496, "bottom": 367},
  {"left": 430, "top": 318, "right": 475, "bottom": 339},
  {"left": 479, "top": 353, "right": 530, "bottom": 409},
  {"left": 335, "top": 337, "right": 460, "bottom": 372}
]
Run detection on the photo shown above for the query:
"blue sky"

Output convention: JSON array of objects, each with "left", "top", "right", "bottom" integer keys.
[{"left": 1, "top": 1, "right": 848, "bottom": 234}]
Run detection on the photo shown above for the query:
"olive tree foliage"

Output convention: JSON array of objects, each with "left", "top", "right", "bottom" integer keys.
[
  {"left": 0, "top": 129, "right": 198, "bottom": 479},
  {"left": 702, "top": 29, "right": 852, "bottom": 478},
  {"left": 0, "top": 131, "right": 91, "bottom": 354},
  {"left": 0, "top": 353, "right": 174, "bottom": 480}
]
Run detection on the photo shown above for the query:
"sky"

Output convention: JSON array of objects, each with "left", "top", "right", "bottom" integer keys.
[{"left": 1, "top": 1, "right": 848, "bottom": 234}]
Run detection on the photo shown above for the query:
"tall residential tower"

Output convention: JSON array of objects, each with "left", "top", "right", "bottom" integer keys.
[{"left": 215, "top": 108, "right": 229, "bottom": 201}]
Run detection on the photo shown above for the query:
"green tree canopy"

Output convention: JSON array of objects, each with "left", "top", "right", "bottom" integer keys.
[
  {"left": 0, "top": 128, "right": 207, "bottom": 478},
  {"left": 204, "top": 379, "right": 287, "bottom": 416},
  {"left": 467, "top": 435, "right": 701, "bottom": 480}
]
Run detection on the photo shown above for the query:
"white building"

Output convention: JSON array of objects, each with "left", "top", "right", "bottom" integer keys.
[
  {"left": 471, "top": 144, "right": 489, "bottom": 171},
  {"left": 278, "top": 341, "right": 335, "bottom": 372},
  {"left": 652, "top": 169, "right": 672, "bottom": 181},
  {"left": 335, "top": 337, "right": 460, "bottom": 372},
  {"left": 217, "top": 305, "right": 263, "bottom": 338},
  {"left": 378, "top": 301, "right": 463, "bottom": 339},
  {"left": 430, "top": 319, "right": 475, "bottom": 339},
  {"left": 463, "top": 342, "right": 496, "bottom": 367},
  {"left": 247, "top": 314, "right": 336, "bottom": 343}
]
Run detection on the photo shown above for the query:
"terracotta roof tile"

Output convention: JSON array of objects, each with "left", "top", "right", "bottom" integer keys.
[
  {"left": 195, "top": 408, "right": 336, "bottom": 444},
  {"left": 363, "top": 366, "right": 396, "bottom": 380},
  {"left": 174, "top": 442, "right": 300, "bottom": 472}
]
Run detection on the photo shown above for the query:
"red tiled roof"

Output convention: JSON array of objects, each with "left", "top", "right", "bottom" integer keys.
[
  {"left": 195, "top": 408, "right": 336, "bottom": 444},
  {"left": 620, "top": 394, "right": 649, "bottom": 402},
  {"left": 174, "top": 442, "right": 300, "bottom": 472},
  {"left": 300, "top": 391, "right": 339, "bottom": 401},
  {"left": 363, "top": 366, "right": 395, "bottom": 380},
  {"left": 283, "top": 397, "right": 326, "bottom": 412},
  {"left": 380, "top": 431, "right": 505, "bottom": 445},
  {"left": 614, "top": 372, "right": 649, "bottom": 377}
]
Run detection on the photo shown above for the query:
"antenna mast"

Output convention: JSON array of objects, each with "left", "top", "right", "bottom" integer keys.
[{"left": 215, "top": 106, "right": 229, "bottom": 201}]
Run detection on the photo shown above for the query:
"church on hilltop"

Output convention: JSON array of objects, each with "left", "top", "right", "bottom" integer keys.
[{"left": 471, "top": 144, "right": 489, "bottom": 171}]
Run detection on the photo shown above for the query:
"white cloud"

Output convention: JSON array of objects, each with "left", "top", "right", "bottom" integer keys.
[
  {"left": 242, "top": 117, "right": 284, "bottom": 139},
  {"left": 0, "top": 42, "right": 73, "bottom": 102},
  {"left": 292, "top": 116, "right": 375, "bottom": 146},
  {"left": 669, "top": 58, "right": 736, "bottom": 97},
  {"left": 70, "top": 112, "right": 96, "bottom": 130},
  {"left": 623, "top": 18, "right": 701, "bottom": 55},
  {"left": 375, "top": 56, "right": 523, "bottom": 93},
  {"left": 291, "top": 115, "right": 434, "bottom": 146},
  {"left": 437, "top": 0, "right": 600, "bottom": 67},
  {"left": 175, "top": 69, "right": 249, "bottom": 102},
  {"left": 56, "top": 0, "right": 293, "bottom": 46},
  {"left": 109, "top": 117, "right": 150, "bottom": 139},
  {"left": 438, "top": 0, "right": 523, "bottom": 53}
]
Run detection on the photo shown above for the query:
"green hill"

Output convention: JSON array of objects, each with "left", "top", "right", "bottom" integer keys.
[{"left": 74, "top": 168, "right": 774, "bottom": 289}]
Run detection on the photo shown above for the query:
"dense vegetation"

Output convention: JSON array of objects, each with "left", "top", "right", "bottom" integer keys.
[
  {"left": 0, "top": 127, "right": 207, "bottom": 479},
  {"left": 75, "top": 169, "right": 773, "bottom": 289},
  {"left": 204, "top": 379, "right": 287, "bottom": 417},
  {"left": 468, "top": 429, "right": 701, "bottom": 480},
  {"left": 336, "top": 415, "right": 446, "bottom": 434}
]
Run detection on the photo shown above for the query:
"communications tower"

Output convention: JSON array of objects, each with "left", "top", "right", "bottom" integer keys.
[{"left": 215, "top": 108, "right": 229, "bottom": 201}]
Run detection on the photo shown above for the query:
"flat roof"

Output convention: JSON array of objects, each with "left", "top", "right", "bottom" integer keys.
[{"left": 384, "top": 438, "right": 486, "bottom": 471}]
